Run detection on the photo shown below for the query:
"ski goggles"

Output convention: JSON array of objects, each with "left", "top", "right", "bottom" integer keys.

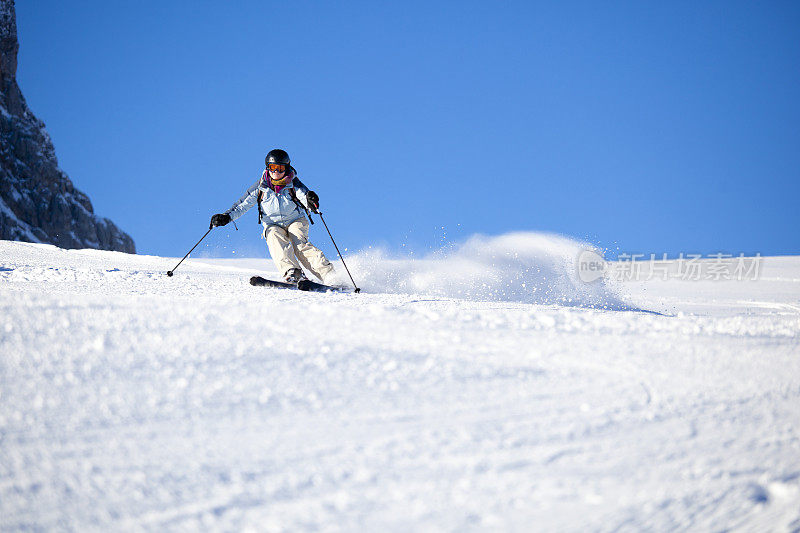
[{"left": 267, "top": 163, "right": 287, "bottom": 173}]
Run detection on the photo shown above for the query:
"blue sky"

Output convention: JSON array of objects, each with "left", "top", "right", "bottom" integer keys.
[{"left": 15, "top": 1, "right": 800, "bottom": 259}]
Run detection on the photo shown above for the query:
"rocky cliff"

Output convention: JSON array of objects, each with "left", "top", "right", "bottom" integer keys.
[{"left": 0, "top": 0, "right": 135, "bottom": 253}]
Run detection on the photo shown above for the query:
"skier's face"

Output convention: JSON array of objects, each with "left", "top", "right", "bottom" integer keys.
[
  {"left": 267, "top": 163, "right": 286, "bottom": 178},
  {"left": 268, "top": 164, "right": 290, "bottom": 186}
]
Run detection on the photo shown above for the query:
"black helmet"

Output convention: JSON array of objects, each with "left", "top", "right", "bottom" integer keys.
[{"left": 265, "top": 149, "right": 290, "bottom": 167}]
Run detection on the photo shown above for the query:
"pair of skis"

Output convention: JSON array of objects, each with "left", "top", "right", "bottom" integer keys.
[{"left": 249, "top": 275, "right": 354, "bottom": 293}]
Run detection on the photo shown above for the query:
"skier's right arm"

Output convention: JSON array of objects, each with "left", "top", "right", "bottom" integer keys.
[
  {"left": 225, "top": 181, "right": 261, "bottom": 222},
  {"left": 210, "top": 181, "right": 260, "bottom": 229}
]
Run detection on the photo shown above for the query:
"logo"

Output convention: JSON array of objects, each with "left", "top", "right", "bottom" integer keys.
[{"left": 577, "top": 249, "right": 606, "bottom": 283}]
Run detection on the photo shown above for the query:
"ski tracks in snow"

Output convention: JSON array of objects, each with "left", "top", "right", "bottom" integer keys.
[{"left": 1, "top": 242, "right": 800, "bottom": 530}]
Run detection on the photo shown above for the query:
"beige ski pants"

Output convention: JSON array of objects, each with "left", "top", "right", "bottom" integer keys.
[{"left": 264, "top": 218, "right": 335, "bottom": 282}]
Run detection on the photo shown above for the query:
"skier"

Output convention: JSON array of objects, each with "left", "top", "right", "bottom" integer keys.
[{"left": 209, "top": 149, "right": 337, "bottom": 285}]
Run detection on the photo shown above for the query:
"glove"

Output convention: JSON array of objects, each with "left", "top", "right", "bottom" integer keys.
[
  {"left": 306, "top": 191, "right": 320, "bottom": 213},
  {"left": 210, "top": 213, "right": 231, "bottom": 229}
]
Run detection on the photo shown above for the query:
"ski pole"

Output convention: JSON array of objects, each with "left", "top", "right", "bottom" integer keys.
[
  {"left": 166, "top": 227, "right": 212, "bottom": 277},
  {"left": 316, "top": 211, "right": 360, "bottom": 293}
]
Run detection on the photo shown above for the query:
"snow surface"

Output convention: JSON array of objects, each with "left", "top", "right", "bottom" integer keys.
[{"left": 1, "top": 234, "right": 799, "bottom": 531}]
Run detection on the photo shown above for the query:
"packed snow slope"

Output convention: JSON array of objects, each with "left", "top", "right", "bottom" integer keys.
[{"left": 1, "top": 234, "right": 799, "bottom": 531}]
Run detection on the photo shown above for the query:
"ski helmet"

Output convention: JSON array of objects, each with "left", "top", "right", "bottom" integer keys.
[{"left": 265, "top": 149, "right": 291, "bottom": 167}]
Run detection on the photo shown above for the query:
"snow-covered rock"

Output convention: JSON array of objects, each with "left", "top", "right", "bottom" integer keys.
[{"left": 0, "top": 0, "right": 135, "bottom": 253}]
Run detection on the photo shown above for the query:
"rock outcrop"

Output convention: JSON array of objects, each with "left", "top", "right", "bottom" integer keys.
[{"left": 0, "top": 0, "right": 135, "bottom": 253}]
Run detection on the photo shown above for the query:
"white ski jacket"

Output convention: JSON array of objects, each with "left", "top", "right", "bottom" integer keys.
[{"left": 225, "top": 169, "right": 312, "bottom": 231}]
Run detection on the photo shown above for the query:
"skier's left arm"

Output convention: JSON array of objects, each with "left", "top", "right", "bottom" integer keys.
[{"left": 293, "top": 178, "right": 320, "bottom": 212}]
